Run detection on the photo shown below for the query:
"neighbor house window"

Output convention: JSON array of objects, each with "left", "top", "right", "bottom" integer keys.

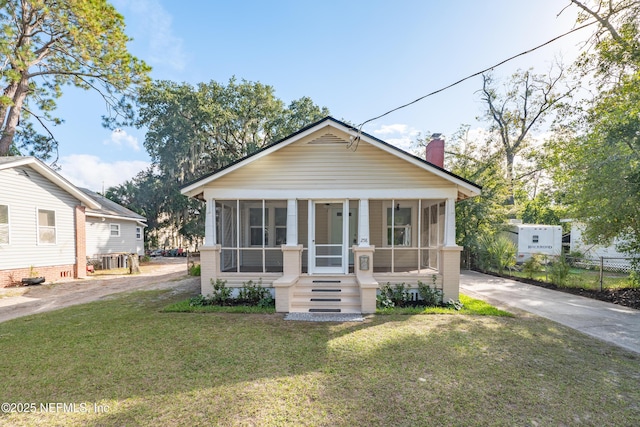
[
  {"left": 136, "top": 226, "right": 142, "bottom": 240},
  {"left": 38, "top": 209, "right": 56, "bottom": 244},
  {"left": 532, "top": 235, "right": 539, "bottom": 243},
  {"left": 0, "top": 204, "right": 8, "bottom": 244},
  {"left": 110, "top": 224, "right": 120, "bottom": 237},
  {"left": 387, "top": 207, "right": 412, "bottom": 246}
]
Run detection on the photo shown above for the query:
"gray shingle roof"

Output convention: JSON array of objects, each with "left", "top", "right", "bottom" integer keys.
[{"left": 79, "top": 188, "right": 146, "bottom": 223}]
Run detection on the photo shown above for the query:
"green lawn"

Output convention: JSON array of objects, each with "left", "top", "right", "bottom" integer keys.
[
  {"left": 1, "top": 288, "right": 639, "bottom": 426},
  {"left": 505, "top": 267, "right": 634, "bottom": 290}
]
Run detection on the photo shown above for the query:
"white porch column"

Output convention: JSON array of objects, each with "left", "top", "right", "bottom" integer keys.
[
  {"left": 354, "top": 199, "right": 377, "bottom": 313},
  {"left": 200, "top": 197, "right": 220, "bottom": 296},
  {"left": 286, "top": 199, "right": 298, "bottom": 246},
  {"left": 276, "top": 198, "right": 302, "bottom": 312},
  {"left": 358, "top": 199, "right": 370, "bottom": 247},
  {"left": 205, "top": 198, "right": 215, "bottom": 246},
  {"left": 444, "top": 197, "right": 456, "bottom": 246}
]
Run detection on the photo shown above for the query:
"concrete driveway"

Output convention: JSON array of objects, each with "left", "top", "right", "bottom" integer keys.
[
  {"left": 0, "top": 257, "right": 199, "bottom": 324},
  {"left": 460, "top": 270, "right": 640, "bottom": 355}
]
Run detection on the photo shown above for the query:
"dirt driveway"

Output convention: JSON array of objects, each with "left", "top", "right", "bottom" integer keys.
[{"left": 0, "top": 257, "right": 200, "bottom": 323}]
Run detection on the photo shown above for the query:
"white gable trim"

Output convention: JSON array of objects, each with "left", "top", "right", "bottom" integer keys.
[
  {"left": 0, "top": 157, "right": 101, "bottom": 210},
  {"left": 180, "top": 118, "right": 481, "bottom": 199}
]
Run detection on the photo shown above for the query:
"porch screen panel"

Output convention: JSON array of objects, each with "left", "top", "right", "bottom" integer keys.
[
  {"left": 232, "top": 200, "right": 286, "bottom": 273},
  {"left": 420, "top": 203, "right": 430, "bottom": 269},
  {"left": 240, "top": 201, "right": 261, "bottom": 272},
  {"left": 265, "top": 249, "right": 283, "bottom": 272},
  {"left": 438, "top": 202, "right": 446, "bottom": 245},
  {"left": 393, "top": 249, "right": 419, "bottom": 272},
  {"left": 217, "top": 201, "right": 238, "bottom": 272},
  {"left": 265, "top": 200, "right": 286, "bottom": 272},
  {"left": 429, "top": 204, "right": 438, "bottom": 247},
  {"left": 368, "top": 200, "right": 383, "bottom": 247}
]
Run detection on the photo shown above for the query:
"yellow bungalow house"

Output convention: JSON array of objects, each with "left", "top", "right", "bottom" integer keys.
[{"left": 181, "top": 117, "right": 481, "bottom": 313}]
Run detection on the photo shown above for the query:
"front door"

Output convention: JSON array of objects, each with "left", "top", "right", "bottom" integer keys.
[{"left": 309, "top": 200, "right": 348, "bottom": 274}]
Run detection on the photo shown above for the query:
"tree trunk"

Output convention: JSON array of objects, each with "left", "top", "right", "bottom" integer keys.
[
  {"left": 0, "top": 76, "right": 30, "bottom": 155},
  {"left": 505, "top": 150, "right": 516, "bottom": 205},
  {"left": 0, "top": 80, "right": 20, "bottom": 133},
  {"left": 128, "top": 254, "right": 140, "bottom": 274}
]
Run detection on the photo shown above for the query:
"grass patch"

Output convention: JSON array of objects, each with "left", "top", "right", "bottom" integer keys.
[
  {"left": 163, "top": 299, "right": 276, "bottom": 314},
  {"left": 1, "top": 288, "right": 639, "bottom": 426},
  {"left": 376, "top": 294, "right": 513, "bottom": 317},
  {"left": 505, "top": 267, "right": 635, "bottom": 290}
]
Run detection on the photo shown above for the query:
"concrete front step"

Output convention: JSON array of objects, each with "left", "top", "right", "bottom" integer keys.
[{"left": 291, "top": 275, "right": 361, "bottom": 313}]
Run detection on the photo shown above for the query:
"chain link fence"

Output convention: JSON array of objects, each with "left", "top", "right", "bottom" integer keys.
[
  {"left": 567, "top": 256, "right": 638, "bottom": 291},
  {"left": 462, "top": 249, "right": 638, "bottom": 291}
]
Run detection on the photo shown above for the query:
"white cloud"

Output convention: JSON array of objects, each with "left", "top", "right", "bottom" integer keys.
[
  {"left": 58, "top": 154, "right": 150, "bottom": 192},
  {"left": 116, "top": 0, "right": 187, "bottom": 71},
  {"left": 372, "top": 124, "right": 412, "bottom": 136},
  {"left": 370, "top": 123, "right": 421, "bottom": 152},
  {"left": 104, "top": 129, "right": 141, "bottom": 151}
]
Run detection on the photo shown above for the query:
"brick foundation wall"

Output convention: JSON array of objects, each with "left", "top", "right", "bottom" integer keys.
[{"left": 1, "top": 264, "right": 76, "bottom": 287}]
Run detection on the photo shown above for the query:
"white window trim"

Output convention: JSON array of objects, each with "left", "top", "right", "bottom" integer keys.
[
  {"left": 382, "top": 201, "right": 417, "bottom": 247},
  {"left": 110, "top": 223, "right": 121, "bottom": 237},
  {"left": 37, "top": 208, "right": 57, "bottom": 245},
  {"left": 0, "top": 204, "right": 9, "bottom": 245},
  {"left": 136, "top": 226, "right": 142, "bottom": 240}
]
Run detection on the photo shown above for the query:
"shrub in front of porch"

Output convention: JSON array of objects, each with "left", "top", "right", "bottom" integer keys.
[
  {"left": 376, "top": 280, "right": 444, "bottom": 309},
  {"left": 188, "top": 279, "right": 275, "bottom": 308}
]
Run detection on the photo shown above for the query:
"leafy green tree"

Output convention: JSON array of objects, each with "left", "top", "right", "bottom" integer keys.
[
  {"left": 442, "top": 126, "right": 511, "bottom": 253},
  {"left": 106, "top": 169, "right": 164, "bottom": 249},
  {"left": 479, "top": 69, "right": 571, "bottom": 206},
  {"left": 521, "top": 194, "right": 565, "bottom": 227},
  {"left": 137, "top": 78, "right": 329, "bottom": 183},
  {"left": 549, "top": 0, "right": 640, "bottom": 258},
  {"left": 0, "top": 0, "right": 150, "bottom": 160},
  {"left": 125, "top": 78, "right": 328, "bottom": 246}
]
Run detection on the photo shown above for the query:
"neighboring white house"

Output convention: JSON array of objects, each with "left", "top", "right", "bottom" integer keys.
[
  {"left": 79, "top": 188, "right": 146, "bottom": 259},
  {"left": 181, "top": 117, "right": 481, "bottom": 313},
  {"left": 0, "top": 156, "right": 100, "bottom": 287},
  {"left": 568, "top": 221, "right": 633, "bottom": 269}
]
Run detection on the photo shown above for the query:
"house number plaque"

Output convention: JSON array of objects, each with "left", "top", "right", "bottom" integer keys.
[{"left": 359, "top": 255, "right": 370, "bottom": 271}]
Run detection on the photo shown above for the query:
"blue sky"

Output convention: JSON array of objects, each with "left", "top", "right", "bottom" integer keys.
[{"left": 52, "top": 0, "right": 587, "bottom": 191}]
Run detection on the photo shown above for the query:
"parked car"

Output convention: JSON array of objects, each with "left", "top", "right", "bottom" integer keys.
[{"left": 150, "top": 249, "right": 163, "bottom": 257}]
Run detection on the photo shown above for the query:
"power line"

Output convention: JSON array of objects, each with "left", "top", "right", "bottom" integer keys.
[{"left": 354, "top": 20, "right": 597, "bottom": 136}]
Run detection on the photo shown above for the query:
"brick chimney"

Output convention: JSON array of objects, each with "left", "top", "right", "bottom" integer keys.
[{"left": 425, "top": 133, "right": 444, "bottom": 168}]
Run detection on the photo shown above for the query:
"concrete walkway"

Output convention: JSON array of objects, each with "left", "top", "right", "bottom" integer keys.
[
  {"left": 460, "top": 270, "right": 640, "bottom": 355},
  {"left": 0, "top": 258, "right": 199, "bottom": 324}
]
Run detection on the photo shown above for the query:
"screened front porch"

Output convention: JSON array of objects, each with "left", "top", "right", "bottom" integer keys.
[{"left": 211, "top": 199, "right": 447, "bottom": 275}]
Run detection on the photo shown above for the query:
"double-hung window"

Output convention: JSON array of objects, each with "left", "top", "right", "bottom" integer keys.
[
  {"left": 0, "top": 204, "right": 8, "bottom": 244},
  {"left": 110, "top": 224, "right": 120, "bottom": 237},
  {"left": 248, "top": 205, "right": 287, "bottom": 247},
  {"left": 387, "top": 207, "right": 412, "bottom": 246},
  {"left": 38, "top": 209, "right": 56, "bottom": 244}
]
